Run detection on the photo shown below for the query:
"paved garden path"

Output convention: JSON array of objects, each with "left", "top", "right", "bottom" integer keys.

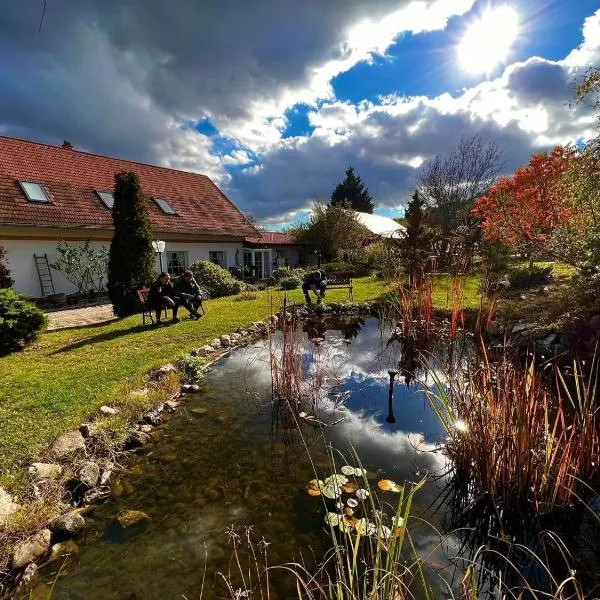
[{"left": 47, "top": 303, "right": 117, "bottom": 330}]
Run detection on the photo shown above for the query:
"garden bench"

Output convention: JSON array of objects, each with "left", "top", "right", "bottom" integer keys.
[
  {"left": 325, "top": 271, "right": 354, "bottom": 301},
  {"left": 137, "top": 288, "right": 167, "bottom": 326}
]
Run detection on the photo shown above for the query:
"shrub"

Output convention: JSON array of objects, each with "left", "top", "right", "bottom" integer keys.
[
  {"left": 279, "top": 276, "right": 301, "bottom": 290},
  {"left": 0, "top": 289, "right": 47, "bottom": 354},
  {"left": 508, "top": 265, "right": 553, "bottom": 289},
  {"left": 234, "top": 290, "right": 258, "bottom": 301},
  {"left": 189, "top": 260, "right": 241, "bottom": 298},
  {"left": 0, "top": 246, "right": 13, "bottom": 289},
  {"left": 272, "top": 267, "right": 306, "bottom": 282}
]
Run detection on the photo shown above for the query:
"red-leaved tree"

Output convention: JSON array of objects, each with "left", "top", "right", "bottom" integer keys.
[{"left": 473, "top": 146, "right": 575, "bottom": 263}]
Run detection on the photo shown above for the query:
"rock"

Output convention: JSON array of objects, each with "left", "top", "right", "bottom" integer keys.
[
  {"left": 230, "top": 333, "right": 241, "bottom": 342},
  {"left": 512, "top": 323, "right": 536, "bottom": 334},
  {"left": 116, "top": 509, "right": 150, "bottom": 528},
  {"left": 47, "top": 539, "right": 79, "bottom": 565},
  {"left": 590, "top": 314, "right": 600, "bottom": 331},
  {"left": 541, "top": 333, "right": 558, "bottom": 348},
  {"left": 50, "top": 431, "right": 85, "bottom": 460},
  {"left": 138, "top": 424, "right": 153, "bottom": 434},
  {"left": 99, "top": 405, "right": 119, "bottom": 416},
  {"left": 189, "top": 348, "right": 201, "bottom": 357},
  {"left": 78, "top": 423, "right": 99, "bottom": 438},
  {"left": 164, "top": 399, "right": 180, "bottom": 411},
  {"left": 238, "top": 329, "right": 248, "bottom": 337},
  {"left": 199, "top": 344, "right": 214, "bottom": 356},
  {"left": 15, "top": 563, "right": 40, "bottom": 595},
  {"left": 50, "top": 512, "right": 86, "bottom": 538},
  {"left": 0, "top": 487, "right": 20, "bottom": 523},
  {"left": 70, "top": 505, "right": 96, "bottom": 517},
  {"left": 77, "top": 461, "right": 100, "bottom": 488},
  {"left": 99, "top": 467, "right": 113, "bottom": 487},
  {"left": 181, "top": 384, "right": 200, "bottom": 394},
  {"left": 152, "top": 364, "right": 177, "bottom": 380},
  {"left": 211, "top": 338, "right": 222, "bottom": 348},
  {"left": 220, "top": 334, "right": 232, "bottom": 347},
  {"left": 29, "top": 463, "right": 63, "bottom": 481},
  {"left": 143, "top": 411, "right": 162, "bottom": 426},
  {"left": 83, "top": 486, "right": 111, "bottom": 505},
  {"left": 12, "top": 529, "right": 51, "bottom": 568},
  {"left": 126, "top": 430, "right": 152, "bottom": 448}
]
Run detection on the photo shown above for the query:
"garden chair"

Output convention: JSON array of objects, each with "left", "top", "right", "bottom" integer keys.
[{"left": 137, "top": 288, "right": 167, "bottom": 326}]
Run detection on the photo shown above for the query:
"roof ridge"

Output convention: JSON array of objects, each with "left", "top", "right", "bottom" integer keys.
[{"left": 0, "top": 134, "right": 211, "bottom": 180}]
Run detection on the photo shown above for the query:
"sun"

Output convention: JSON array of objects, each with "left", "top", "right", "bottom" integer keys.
[{"left": 458, "top": 5, "right": 519, "bottom": 74}]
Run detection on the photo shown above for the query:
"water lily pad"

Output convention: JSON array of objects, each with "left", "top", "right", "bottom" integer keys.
[
  {"left": 342, "top": 481, "right": 358, "bottom": 493},
  {"left": 324, "top": 474, "right": 348, "bottom": 486},
  {"left": 355, "top": 489, "right": 369, "bottom": 500},
  {"left": 324, "top": 512, "right": 340, "bottom": 526},
  {"left": 353, "top": 467, "right": 367, "bottom": 477},
  {"left": 307, "top": 488, "right": 321, "bottom": 497},
  {"left": 377, "top": 479, "right": 401, "bottom": 492},
  {"left": 305, "top": 479, "right": 323, "bottom": 496},
  {"left": 322, "top": 483, "right": 342, "bottom": 499},
  {"left": 346, "top": 498, "right": 358, "bottom": 508},
  {"left": 340, "top": 466, "right": 356, "bottom": 476}
]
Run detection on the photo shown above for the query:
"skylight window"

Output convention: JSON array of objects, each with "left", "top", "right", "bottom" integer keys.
[
  {"left": 96, "top": 191, "right": 114, "bottom": 209},
  {"left": 154, "top": 198, "right": 176, "bottom": 215},
  {"left": 19, "top": 181, "right": 50, "bottom": 203}
]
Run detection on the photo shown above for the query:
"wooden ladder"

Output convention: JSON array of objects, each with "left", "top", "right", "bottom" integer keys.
[{"left": 34, "top": 254, "right": 56, "bottom": 297}]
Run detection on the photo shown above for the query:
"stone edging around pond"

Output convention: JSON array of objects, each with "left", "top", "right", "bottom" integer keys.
[{"left": 1, "top": 300, "right": 378, "bottom": 599}]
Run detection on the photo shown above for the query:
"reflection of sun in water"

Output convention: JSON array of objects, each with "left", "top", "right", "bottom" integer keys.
[{"left": 458, "top": 5, "right": 519, "bottom": 74}]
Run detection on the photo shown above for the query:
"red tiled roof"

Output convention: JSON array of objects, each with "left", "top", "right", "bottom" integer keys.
[
  {"left": 244, "top": 231, "right": 298, "bottom": 246},
  {"left": 0, "top": 135, "right": 258, "bottom": 238}
]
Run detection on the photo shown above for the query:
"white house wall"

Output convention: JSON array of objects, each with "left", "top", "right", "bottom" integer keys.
[{"left": 2, "top": 238, "right": 243, "bottom": 297}]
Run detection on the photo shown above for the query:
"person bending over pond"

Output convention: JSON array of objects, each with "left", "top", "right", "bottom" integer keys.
[
  {"left": 174, "top": 270, "right": 203, "bottom": 320},
  {"left": 302, "top": 269, "right": 327, "bottom": 304},
  {"left": 147, "top": 272, "right": 177, "bottom": 326}
]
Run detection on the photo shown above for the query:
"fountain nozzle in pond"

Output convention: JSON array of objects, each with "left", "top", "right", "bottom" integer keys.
[{"left": 386, "top": 370, "right": 398, "bottom": 424}]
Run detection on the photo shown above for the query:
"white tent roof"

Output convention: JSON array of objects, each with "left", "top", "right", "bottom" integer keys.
[{"left": 351, "top": 211, "right": 405, "bottom": 239}]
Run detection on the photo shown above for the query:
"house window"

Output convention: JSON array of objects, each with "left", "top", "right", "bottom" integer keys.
[
  {"left": 209, "top": 251, "right": 227, "bottom": 268},
  {"left": 154, "top": 198, "right": 176, "bottom": 215},
  {"left": 19, "top": 181, "right": 50, "bottom": 203},
  {"left": 166, "top": 251, "right": 188, "bottom": 275},
  {"left": 96, "top": 191, "right": 114, "bottom": 209}
]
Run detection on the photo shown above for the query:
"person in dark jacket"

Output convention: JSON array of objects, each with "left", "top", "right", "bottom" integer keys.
[
  {"left": 302, "top": 269, "right": 327, "bottom": 304},
  {"left": 174, "top": 270, "right": 203, "bottom": 319},
  {"left": 146, "top": 272, "right": 177, "bottom": 325}
]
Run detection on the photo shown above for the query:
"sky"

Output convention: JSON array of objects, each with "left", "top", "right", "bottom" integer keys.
[{"left": 0, "top": 0, "right": 599, "bottom": 228}]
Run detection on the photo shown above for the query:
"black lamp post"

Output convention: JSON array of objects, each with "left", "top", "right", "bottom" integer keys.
[
  {"left": 386, "top": 369, "right": 398, "bottom": 424},
  {"left": 314, "top": 249, "right": 322, "bottom": 269}
]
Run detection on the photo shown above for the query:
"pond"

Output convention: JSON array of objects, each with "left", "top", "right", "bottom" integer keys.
[{"left": 41, "top": 317, "right": 471, "bottom": 599}]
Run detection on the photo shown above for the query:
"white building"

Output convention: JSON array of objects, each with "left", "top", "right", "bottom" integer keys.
[{"left": 0, "top": 135, "right": 263, "bottom": 297}]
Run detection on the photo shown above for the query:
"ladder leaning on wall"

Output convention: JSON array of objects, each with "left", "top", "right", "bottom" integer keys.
[{"left": 34, "top": 254, "right": 56, "bottom": 297}]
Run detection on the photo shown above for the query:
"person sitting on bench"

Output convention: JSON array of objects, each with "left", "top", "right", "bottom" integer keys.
[
  {"left": 147, "top": 272, "right": 177, "bottom": 325},
  {"left": 174, "top": 270, "right": 203, "bottom": 320},
  {"left": 302, "top": 269, "right": 327, "bottom": 304}
]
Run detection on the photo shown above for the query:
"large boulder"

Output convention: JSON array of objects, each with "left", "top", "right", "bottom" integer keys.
[
  {"left": 219, "top": 334, "right": 232, "bottom": 348},
  {"left": 116, "top": 509, "right": 150, "bottom": 528},
  {"left": 126, "top": 431, "right": 152, "bottom": 449},
  {"left": 83, "top": 486, "right": 111, "bottom": 505},
  {"left": 50, "top": 431, "right": 86, "bottom": 460},
  {"left": 47, "top": 540, "right": 79, "bottom": 565},
  {"left": 12, "top": 529, "right": 51, "bottom": 568},
  {"left": 29, "top": 463, "right": 62, "bottom": 481},
  {"left": 50, "top": 512, "right": 86, "bottom": 539},
  {"left": 77, "top": 461, "right": 100, "bottom": 489},
  {"left": 0, "top": 487, "right": 20, "bottom": 524}
]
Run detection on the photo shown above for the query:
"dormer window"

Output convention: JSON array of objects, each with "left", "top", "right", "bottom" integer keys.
[
  {"left": 19, "top": 181, "right": 50, "bottom": 203},
  {"left": 154, "top": 198, "right": 176, "bottom": 215},
  {"left": 96, "top": 190, "right": 114, "bottom": 209}
]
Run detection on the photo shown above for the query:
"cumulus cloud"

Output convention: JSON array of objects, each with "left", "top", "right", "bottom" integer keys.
[{"left": 231, "top": 9, "right": 600, "bottom": 223}]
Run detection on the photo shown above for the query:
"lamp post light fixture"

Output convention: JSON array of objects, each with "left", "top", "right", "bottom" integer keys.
[{"left": 152, "top": 240, "right": 166, "bottom": 273}]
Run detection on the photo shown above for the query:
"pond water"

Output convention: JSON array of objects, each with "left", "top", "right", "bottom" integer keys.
[{"left": 41, "top": 317, "right": 470, "bottom": 600}]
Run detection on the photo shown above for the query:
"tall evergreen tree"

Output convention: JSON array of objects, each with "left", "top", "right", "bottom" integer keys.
[
  {"left": 330, "top": 166, "right": 374, "bottom": 213},
  {"left": 108, "top": 171, "right": 155, "bottom": 316},
  {"left": 0, "top": 246, "right": 14, "bottom": 288},
  {"left": 399, "top": 190, "right": 432, "bottom": 286}
]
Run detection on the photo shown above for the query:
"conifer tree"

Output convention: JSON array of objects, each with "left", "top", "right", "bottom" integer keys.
[
  {"left": 330, "top": 166, "right": 374, "bottom": 213},
  {"left": 108, "top": 171, "right": 155, "bottom": 316},
  {"left": 0, "top": 246, "right": 13, "bottom": 288},
  {"left": 400, "top": 190, "right": 432, "bottom": 286}
]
